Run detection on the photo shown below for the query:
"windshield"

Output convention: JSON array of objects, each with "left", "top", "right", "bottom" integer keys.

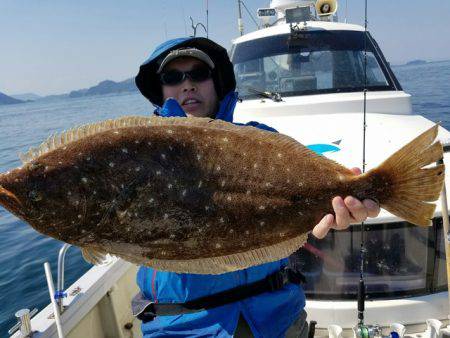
[{"left": 231, "top": 30, "right": 398, "bottom": 99}]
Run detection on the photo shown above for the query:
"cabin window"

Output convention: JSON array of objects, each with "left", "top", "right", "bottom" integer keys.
[
  {"left": 288, "top": 217, "right": 447, "bottom": 299},
  {"left": 232, "top": 30, "right": 397, "bottom": 99}
]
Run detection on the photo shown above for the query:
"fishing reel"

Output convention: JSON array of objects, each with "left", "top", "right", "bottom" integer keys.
[
  {"left": 354, "top": 324, "right": 382, "bottom": 338},
  {"left": 354, "top": 324, "right": 403, "bottom": 338}
]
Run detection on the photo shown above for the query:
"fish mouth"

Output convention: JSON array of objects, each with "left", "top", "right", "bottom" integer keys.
[{"left": 0, "top": 185, "right": 24, "bottom": 217}]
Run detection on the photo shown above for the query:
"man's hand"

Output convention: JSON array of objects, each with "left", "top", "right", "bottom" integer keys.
[{"left": 312, "top": 168, "right": 380, "bottom": 239}]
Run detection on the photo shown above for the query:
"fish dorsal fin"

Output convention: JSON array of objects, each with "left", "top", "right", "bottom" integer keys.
[
  {"left": 199, "top": 118, "right": 351, "bottom": 173},
  {"left": 18, "top": 115, "right": 346, "bottom": 173},
  {"left": 18, "top": 116, "right": 152, "bottom": 164},
  {"left": 16, "top": 115, "right": 239, "bottom": 164}
]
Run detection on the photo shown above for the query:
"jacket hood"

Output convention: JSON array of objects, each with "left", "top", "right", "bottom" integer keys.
[{"left": 135, "top": 37, "right": 236, "bottom": 107}]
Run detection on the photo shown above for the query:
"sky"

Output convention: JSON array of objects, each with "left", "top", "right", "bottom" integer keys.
[{"left": 1, "top": 0, "right": 449, "bottom": 96}]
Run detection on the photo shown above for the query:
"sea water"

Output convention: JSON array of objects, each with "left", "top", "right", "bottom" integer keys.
[
  {"left": 0, "top": 93, "right": 150, "bottom": 336},
  {"left": 0, "top": 61, "right": 449, "bottom": 336}
]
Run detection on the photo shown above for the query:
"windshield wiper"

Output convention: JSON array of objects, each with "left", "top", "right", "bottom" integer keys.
[{"left": 244, "top": 87, "right": 283, "bottom": 102}]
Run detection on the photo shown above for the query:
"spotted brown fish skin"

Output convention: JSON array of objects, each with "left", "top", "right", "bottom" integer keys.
[{"left": 0, "top": 117, "right": 444, "bottom": 273}]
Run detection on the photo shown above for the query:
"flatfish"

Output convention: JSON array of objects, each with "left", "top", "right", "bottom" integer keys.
[{"left": 0, "top": 116, "right": 444, "bottom": 274}]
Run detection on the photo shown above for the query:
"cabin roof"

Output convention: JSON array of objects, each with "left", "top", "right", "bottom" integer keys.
[{"left": 232, "top": 21, "right": 365, "bottom": 44}]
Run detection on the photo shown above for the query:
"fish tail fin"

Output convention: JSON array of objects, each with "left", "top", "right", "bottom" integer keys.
[
  {"left": 364, "top": 125, "right": 444, "bottom": 226},
  {"left": 81, "top": 247, "right": 115, "bottom": 266}
]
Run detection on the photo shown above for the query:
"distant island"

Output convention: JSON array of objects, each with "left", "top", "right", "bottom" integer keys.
[
  {"left": 405, "top": 59, "right": 427, "bottom": 66},
  {"left": 0, "top": 91, "right": 25, "bottom": 105},
  {"left": 11, "top": 93, "right": 42, "bottom": 101},
  {"left": 5, "top": 57, "right": 450, "bottom": 103},
  {"left": 4, "top": 77, "right": 138, "bottom": 105},
  {"left": 393, "top": 59, "right": 428, "bottom": 67},
  {"left": 69, "top": 78, "right": 137, "bottom": 98}
]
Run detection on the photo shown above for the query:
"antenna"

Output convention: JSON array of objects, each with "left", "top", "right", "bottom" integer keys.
[
  {"left": 206, "top": 0, "right": 209, "bottom": 38},
  {"left": 189, "top": 16, "right": 207, "bottom": 37},
  {"left": 182, "top": 3, "right": 188, "bottom": 36},
  {"left": 241, "top": 0, "right": 260, "bottom": 29},
  {"left": 237, "top": 0, "right": 244, "bottom": 36},
  {"left": 345, "top": 0, "right": 348, "bottom": 23},
  {"left": 163, "top": 1, "right": 168, "bottom": 39}
]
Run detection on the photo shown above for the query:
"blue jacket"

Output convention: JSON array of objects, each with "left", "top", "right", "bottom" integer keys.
[{"left": 137, "top": 93, "right": 305, "bottom": 338}]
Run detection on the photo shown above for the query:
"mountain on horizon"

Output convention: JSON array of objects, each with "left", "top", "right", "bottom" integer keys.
[
  {"left": 6, "top": 57, "right": 450, "bottom": 102},
  {"left": 0, "top": 91, "right": 25, "bottom": 105},
  {"left": 405, "top": 59, "right": 427, "bottom": 66},
  {"left": 22, "top": 57, "right": 450, "bottom": 100},
  {"left": 11, "top": 93, "right": 42, "bottom": 101},
  {"left": 69, "top": 78, "right": 137, "bottom": 98}
]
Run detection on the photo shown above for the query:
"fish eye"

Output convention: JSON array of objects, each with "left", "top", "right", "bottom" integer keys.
[{"left": 29, "top": 190, "right": 42, "bottom": 202}]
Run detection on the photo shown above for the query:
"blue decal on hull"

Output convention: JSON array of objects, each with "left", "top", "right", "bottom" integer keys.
[{"left": 307, "top": 144, "right": 341, "bottom": 155}]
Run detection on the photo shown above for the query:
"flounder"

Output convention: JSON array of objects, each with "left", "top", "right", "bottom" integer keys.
[{"left": 0, "top": 116, "right": 445, "bottom": 274}]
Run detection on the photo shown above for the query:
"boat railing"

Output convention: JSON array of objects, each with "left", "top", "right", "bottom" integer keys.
[{"left": 56, "top": 243, "right": 73, "bottom": 313}]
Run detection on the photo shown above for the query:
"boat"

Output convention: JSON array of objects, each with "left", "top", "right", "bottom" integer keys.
[{"left": 8, "top": 1, "right": 450, "bottom": 337}]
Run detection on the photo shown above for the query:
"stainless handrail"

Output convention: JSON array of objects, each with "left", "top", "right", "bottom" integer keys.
[
  {"left": 8, "top": 244, "right": 72, "bottom": 335},
  {"left": 56, "top": 244, "right": 72, "bottom": 313}
]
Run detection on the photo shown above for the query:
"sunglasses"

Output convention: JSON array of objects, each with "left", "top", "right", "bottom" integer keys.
[{"left": 160, "top": 66, "right": 212, "bottom": 86}]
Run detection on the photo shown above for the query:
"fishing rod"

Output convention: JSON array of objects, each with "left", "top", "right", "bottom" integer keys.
[
  {"left": 355, "top": 0, "right": 369, "bottom": 335},
  {"left": 353, "top": 2, "right": 449, "bottom": 335},
  {"left": 438, "top": 160, "right": 450, "bottom": 325},
  {"left": 351, "top": 1, "right": 399, "bottom": 337}
]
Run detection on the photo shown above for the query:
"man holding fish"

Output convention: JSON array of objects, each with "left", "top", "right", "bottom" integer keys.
[
  {"left": 133, "top": 37, "right": 380, "bottom": 338},
  {"left": 0, "top": 36, "right": 442, "bottom": 336}
]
